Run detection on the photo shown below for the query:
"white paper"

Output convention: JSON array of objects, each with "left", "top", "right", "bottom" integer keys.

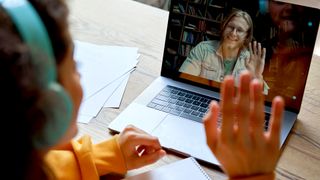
[
  {"left": 103, "top": 54, "right": 140, "bottom": 108},
  {"left": 78, "top": 70, "right": 135, "bottom": 123},
  {"left": 74, "top": 40, "right": 138, "bottom": 101},
  {"left": 74, "top": 40, "right": 139, "bottom": 123},
  {"left": 103, "top": 72, "right": 131, "bottom": 108}
]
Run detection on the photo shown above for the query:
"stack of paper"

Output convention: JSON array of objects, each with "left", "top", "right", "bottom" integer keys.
[{"left": 74, "top": 40, "right": 140, "bottom": 123}]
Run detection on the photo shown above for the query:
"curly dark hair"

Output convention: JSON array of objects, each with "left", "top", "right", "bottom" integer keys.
[{"left": 0, "top": 0, "right": 70, "bottom": 179}]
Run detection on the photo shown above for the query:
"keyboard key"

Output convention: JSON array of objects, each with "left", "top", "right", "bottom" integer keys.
[
  {"left": 156, "top": 95, "right": 170, "bottom": 101},
  {"left": 185, "top": 99, "right": 193, "bottom": 103},
  {"left": 191, "top": 111, "right": 200, "bottom": 116},
  {"left": 200, "top": 102, "right": 209, "bottom": 108},
  {"left": 155, "top": 104, "right": 164, "bottom": 111},
  {"left": 162, "top": 107, "right": 171, "bottom": 113},
  {"left": 169, "top": 99, "right": 177, "bottom": 104},
  {"left": 180, "top": 113, "right": 202, "bottom": 123},
  {"left": 176, "top": 106, "right": 185, "bottom": 111},
  {"left": 170, "top": 95, "right": 178, "bottom": 99},
  {"left": 193, "top": 101, "right": 201, "bottom": 106},
  {"left": 171, "top": 90, "right": 178, "bottom": 94},
  {"left": 199, "top": 107, "right": 207, "bottom": 113},
  {"left": 169, "top": 104, "right": 177, "bottom": 109},
  {"left": 178, "top": 92, "right": 186, "bottom": 96},
  {"left": 183, "top": 109, "right": 192, "bottom": 114},
  {"left": 159, "top": 91, "right": 171, "bottom": 97},
  {"left": 199, "top": 113, "right": 205, "bottom": 118},
  {"left": 170, "top": 109, "right": 182, "bottom": 116},
  {"left": 192, "top": 96, "right": 200, "bottom": 100},
  {"left": 152, "top": 99, "right": 169, "bottom": 107},
  {"left": 162, "top": 87, "right": 171, "bottom": 92},
  {"left": 176, "top": 101, "right": 184, "bottom": 106},
  {"left": 147, "top": 102, "right": 157, "bottom": 108},
  {"left": 191, "top": 106, "right": 199, "bottom": 111},
  {"left": 200, "top": 97, "right": 206, "bottom": 102}
]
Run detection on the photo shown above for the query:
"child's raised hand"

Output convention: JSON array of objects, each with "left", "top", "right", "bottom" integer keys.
[{"left": 204, "top": 71, "right": 284, "bottom": 179}]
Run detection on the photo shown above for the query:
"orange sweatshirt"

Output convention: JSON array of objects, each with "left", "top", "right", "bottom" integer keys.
[{"left": 44, "top": 135, "right": 126, "bottom": 180}]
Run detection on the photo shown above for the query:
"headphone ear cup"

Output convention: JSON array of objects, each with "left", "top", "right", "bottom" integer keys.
[{"left": 32, "top": 83, "right": 73, "bottom": 149}]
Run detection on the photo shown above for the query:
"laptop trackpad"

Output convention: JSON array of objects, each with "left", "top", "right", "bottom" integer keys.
[
  {"left": 152, "top": 115, "right": 218, "bottom": 164},
  {"left": 108, "top": 103, "right": 167, "bottom": 134}
]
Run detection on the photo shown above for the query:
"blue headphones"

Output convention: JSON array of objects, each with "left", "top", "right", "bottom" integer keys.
[{"left": 0, "top": 0, "right": 73, "bottom": 149}]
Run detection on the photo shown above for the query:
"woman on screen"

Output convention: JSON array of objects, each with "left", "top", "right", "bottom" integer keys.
[{"left": 179, "top": 10, "right": 269, "bottom": 93}]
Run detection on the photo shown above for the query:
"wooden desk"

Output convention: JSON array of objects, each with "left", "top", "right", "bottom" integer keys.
[{"left": 68, "top": 0, "right": 320, "bottom": 179}]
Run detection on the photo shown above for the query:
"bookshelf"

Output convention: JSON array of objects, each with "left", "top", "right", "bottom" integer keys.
[{"left": 163, "top": 0, "right": 229, "bottom": 72}]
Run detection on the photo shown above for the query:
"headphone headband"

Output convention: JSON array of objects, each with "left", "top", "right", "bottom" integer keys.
[{"left": 1, "top": 0, "right": 56, "bottom": 86}]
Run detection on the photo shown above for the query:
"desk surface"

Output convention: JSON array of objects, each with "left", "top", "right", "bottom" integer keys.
[{"left": 68, "top": 0, "right": 320, "bottom": 179}]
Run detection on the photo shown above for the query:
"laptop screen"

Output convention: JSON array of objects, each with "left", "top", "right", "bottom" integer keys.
[{"left": 161, "top": 0, "right": 320, "bottom": 112}]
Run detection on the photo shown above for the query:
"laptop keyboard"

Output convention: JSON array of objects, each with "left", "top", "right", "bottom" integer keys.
[
  {"left": 147, "top": 85, "right": 270, "bottom": 130},
  {"left": 147, "top": 85, "right": 215, "bottom": 123}
]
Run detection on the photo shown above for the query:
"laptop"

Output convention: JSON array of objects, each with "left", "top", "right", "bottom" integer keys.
[{"left": 108, "top": 0, "right": 320, "bottom": 166}]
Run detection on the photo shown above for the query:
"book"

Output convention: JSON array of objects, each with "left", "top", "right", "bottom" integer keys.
[{"left": 122, "top": 157, "right": 211, "bottom": 180}]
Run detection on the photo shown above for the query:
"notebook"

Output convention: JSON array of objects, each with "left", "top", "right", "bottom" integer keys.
[
  {"left": 109, "top": 0, "right": 320, "bottom": 166},
  {"left": 123, "top": 157, "right": 211, "bottom": 180}
]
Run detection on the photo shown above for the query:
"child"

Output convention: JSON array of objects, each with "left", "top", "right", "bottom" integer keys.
[
  {"left": 0, "top": 0, "right": 164, "bottom": 179},
  {"left": 0, "top": 0, "right": 284, "bottom": 179}
]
